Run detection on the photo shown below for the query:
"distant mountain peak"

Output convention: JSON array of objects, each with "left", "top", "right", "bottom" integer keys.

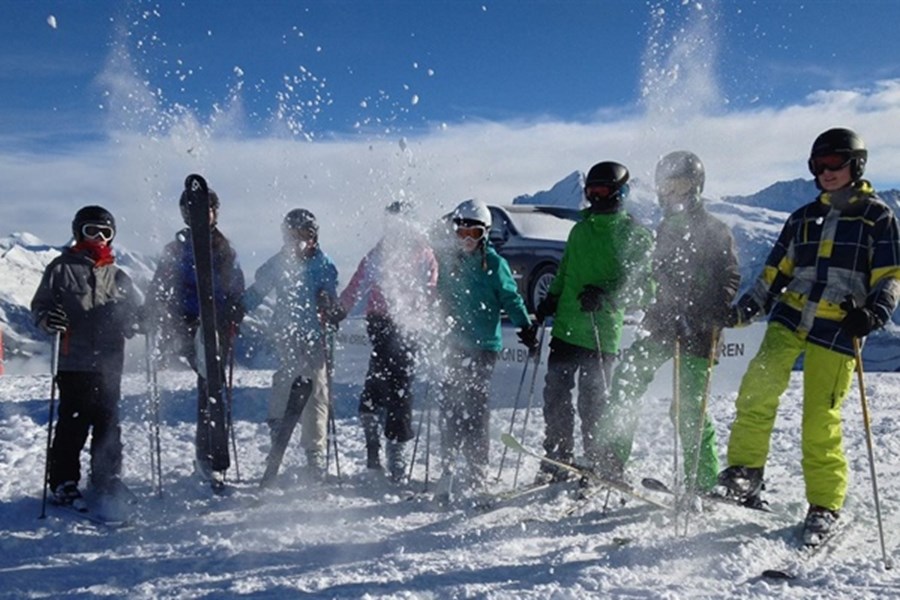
[{"left": 512, "top": 170, "right": 584, "bottom": 207}]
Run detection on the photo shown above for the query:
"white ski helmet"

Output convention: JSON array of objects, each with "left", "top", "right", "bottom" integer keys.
[
  {"left": 451, "top": 198, "right": 492, "bottom": 228},
  {"left": 655, "top": 151, "right": 705, "bottom": 214}
]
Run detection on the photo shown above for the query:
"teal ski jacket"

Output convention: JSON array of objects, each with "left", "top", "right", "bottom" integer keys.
[{"left": 437, "top": 243, "right": 531, "bottom": 352}]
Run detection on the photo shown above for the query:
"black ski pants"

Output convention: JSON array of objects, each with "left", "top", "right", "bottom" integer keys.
[
  {"left": 49, "top": 370, "right": 123, "bottom": 490},
  {"left": 438, "top": 348, "right": 497, "bottom": 482},
  {"left": 541, "top": 337, "right": 615, "bottom": 464},
  {"left": 359, "top": 314, "right": 416, "bottom": 444}
]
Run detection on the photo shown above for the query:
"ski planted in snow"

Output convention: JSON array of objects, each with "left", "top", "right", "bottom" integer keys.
[
  {"left": 499, "top": 433, "right": 672, "bottom": 511},
  {"left": 184, "top": 173, "right": 230, "bottom": 493},
  {"left": 640, "top": 477, "right": 774, "bottom": 513}
]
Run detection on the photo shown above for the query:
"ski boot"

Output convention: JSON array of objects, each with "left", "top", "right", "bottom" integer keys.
[
  {"left": 434, "top": 470, "right": 455, "bottom": 507},
  {"left": 716, "top": 465, "right": 764, "bottom": 507},
  {"left": 305, "top": 449, "right": 326, "bottom": 483},
  {"left": 52, "top": 481, "right": 88, "bottom": 512},
  {"left": 386, "top": 440, "right": 408, "bottom": 484},
  {"left": 360, "top": 413, "right": 382, "bottom": 470},
  {"left": 802, "top": 505, "right": 840, "bottom": 547},
  {"left": 534, "top": 452, "right": 576, "bottom": 485}
]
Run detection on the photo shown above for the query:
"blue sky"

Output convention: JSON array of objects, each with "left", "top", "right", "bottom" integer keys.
[
  {"left": 5, "top": 1, "right": 900, "bottom": 144},
  {"left": 2, "top": 0, "right": 900, "bottom": 272}
]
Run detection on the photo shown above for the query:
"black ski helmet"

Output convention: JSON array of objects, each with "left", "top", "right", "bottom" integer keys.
[
  {"left": 179, "top": 188, "right": 221, "bottom": 225},
  {"left": 72, "top": 205, "right": 116, "bottom": 242},
  {"left": 808, "top": 127, "right": 867, "bottom": 181},
  {"left": 282, "top": 208, "right": 318, "bottom": 238},
  {"left": 584, "top": 161, "right": 630, "bottom": 209}
]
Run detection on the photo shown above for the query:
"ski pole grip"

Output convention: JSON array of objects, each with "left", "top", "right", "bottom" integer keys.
[{"left": 50, "top": 331, "right": 60, "bottom": 377}]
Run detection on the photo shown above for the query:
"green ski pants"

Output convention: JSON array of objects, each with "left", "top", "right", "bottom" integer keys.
[{"left": 599, "top": 336, "right": 720, "bottom": 491}]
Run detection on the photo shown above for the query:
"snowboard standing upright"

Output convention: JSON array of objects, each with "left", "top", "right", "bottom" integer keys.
[{"left": 184, "top": 174, "right": 230, "bottom": 490}]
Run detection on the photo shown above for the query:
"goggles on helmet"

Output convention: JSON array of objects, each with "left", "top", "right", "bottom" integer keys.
[
  {"left": 584, "top": 184, "right": 613, "bottom": 199},
  {"left": 453, "top": 222, "right": 486, "bottom": 241},
  {"left": 656, "top": 177, "right": 695, "bottom": 198},
  {"left": 81, "top": 223, "right": 114, "bottom": 242},
  {"left": 808, "top": 154, "right": 852, "bottom": 176}
]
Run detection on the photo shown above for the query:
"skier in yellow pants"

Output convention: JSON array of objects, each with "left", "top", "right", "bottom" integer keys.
[{"left": 719, "top": 127, "right": 900, "bottom": 545}]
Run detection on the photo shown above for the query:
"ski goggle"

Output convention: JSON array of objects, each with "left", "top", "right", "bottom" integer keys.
[
  {"left": 453, "top": 223, "right": 486, "bottom": 241},
  {"left": 81, "top": 223, "right": 114, "bottom": 242},
  {"left": 808, "top": 154, "right": 852, "bottom": 176},
  {"left": 283, "top": 225, "right": 316, "bottom": 242},
  {"left": 656, "top": 177, "right": 693, "bottom": 198},
  {"left": 584, "top": 184, "right": 613, "bottom": 199}
]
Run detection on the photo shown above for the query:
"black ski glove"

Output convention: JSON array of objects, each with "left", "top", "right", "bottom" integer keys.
[
  {"left": 223, "top": 301, "right": 245, "bottom": 331},
  {"left": 578, "top": 285, "right": 607, "bottom": 313},
  {"left": 535, "top": 293, "right": 559, "bottom": 323},
  {"left": 673, "top": 315, "right": 691, "bottom": 341},
  {"left": 840, "top": 298, "right": 880, "bottom": 338},
  {"left": 721, "top": 298, "right": 759, "bottom": 328},
  {"left": 517, "top": 323, "right": 540, "bottom": 356},
  {"left": 45, "top": 306, "right": 69, "bottom": 332},
  {"left": 317, "top": 291, "right": 346, "bottom": 326}
]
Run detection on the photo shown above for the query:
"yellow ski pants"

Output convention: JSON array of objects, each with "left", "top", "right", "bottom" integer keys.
[{"left": 726, "top": 322, "right": 856, "bottom": 511}]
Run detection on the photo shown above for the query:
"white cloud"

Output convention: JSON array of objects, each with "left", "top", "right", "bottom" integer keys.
[{"left": 3, "top": 82, "right": 900, "bottom": 281}]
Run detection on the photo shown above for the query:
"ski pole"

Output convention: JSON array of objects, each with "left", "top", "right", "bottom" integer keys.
[
  {"left": 323, "top": 322, "right": 342, "bottom": 484},
  {"left": 144, "top": 335, "right": 156, "bottom": 492},
  {"left": 39, "top": 331, "right": 61, "bottom": 519},
  {"left": 408, "top": 381, "right": 430, "bottom": 482},
  {"left": 672, "top": 336, "right": 681, "bottom": 537},
  {"left": 423, "top": 378, "right": 434, "bottom": 492},
  {"left": 852, "top": 336, "right": 893, "bottom": 570},
  {"left": 225, "top": 326, "right": 241, "bottom": 482},
  {"left": 145, "top": 332, "right": 164, "bottom": 497},
  {"left": 512, "top": 323, "right": 546, "bottom": 489},
  {"left": 683, "top": 328, "right": 718, "bottom": 536},
  {"left": 496, "top": 341, "right": 534, "bottom": 483},
  {"left": 588, "top": 311, "right": 609, "bottom": 392}
]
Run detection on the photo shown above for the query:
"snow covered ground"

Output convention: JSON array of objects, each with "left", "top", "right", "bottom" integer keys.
[{"left": 1, "top": 344, "right": 899, "bottom": 598}]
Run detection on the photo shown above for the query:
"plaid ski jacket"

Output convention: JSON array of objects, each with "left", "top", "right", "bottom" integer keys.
[{"left": 740, "top": 180, "right": 900, "bottom": 355}]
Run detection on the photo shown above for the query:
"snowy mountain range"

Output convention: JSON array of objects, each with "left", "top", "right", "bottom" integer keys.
[{"left": 3, "top": 174, "right": 899, "bottom": 370}]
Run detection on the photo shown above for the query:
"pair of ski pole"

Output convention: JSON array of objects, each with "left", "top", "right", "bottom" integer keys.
[{"left": 495, "top": 323, "right": 546, "bottom": 489}]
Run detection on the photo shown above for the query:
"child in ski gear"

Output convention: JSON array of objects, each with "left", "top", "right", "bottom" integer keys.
[
  {"left": 335, "top": 201, "right": 438, "bottom": 482},
  {"left": 718, "top": 128, "right": 900, "bottom": 542},
  {"left": 596, "top": 151, "right": 740, "bottom": 491},
  {"left": 147, "top": 187, "right": 245, "bottom": 486},
  {"left": 242, "top": 209, "right": 338, "bottom": 486},
  {"left": 534, "top": 161, "right": 654, "bottom": 483},
  {"left": 433, "top": 199, "right": 535, "bottom": 500},
  {"left": 32, "top": 205, "right": 141, "bottom": 507}
]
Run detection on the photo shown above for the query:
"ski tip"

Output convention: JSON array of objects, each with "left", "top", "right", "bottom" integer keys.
[
  {"left": 184, "top": 173, "right": 208, "bottom": 193},
  {"left": 499, "top": 433, "right": 522, "bottom": 450},
  {"left": 640, "top": 477, "right": 669, "bottom": 493},
  {"left": 761, "top": 569, "right": 795, "bottom": 580}
]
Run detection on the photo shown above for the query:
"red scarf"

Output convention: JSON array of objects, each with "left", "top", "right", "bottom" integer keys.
[{"left": 71, "top": 240, "right": 115, "bottom": 266}]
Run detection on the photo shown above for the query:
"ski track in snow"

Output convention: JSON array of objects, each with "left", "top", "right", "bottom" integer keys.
[{"left": 0, "top": 368, "right": 898, "bottom": 599}]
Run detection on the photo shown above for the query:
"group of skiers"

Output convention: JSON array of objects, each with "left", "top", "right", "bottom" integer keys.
[{"left": 32, "top": 126, "right": 900, "bottom": 541}]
